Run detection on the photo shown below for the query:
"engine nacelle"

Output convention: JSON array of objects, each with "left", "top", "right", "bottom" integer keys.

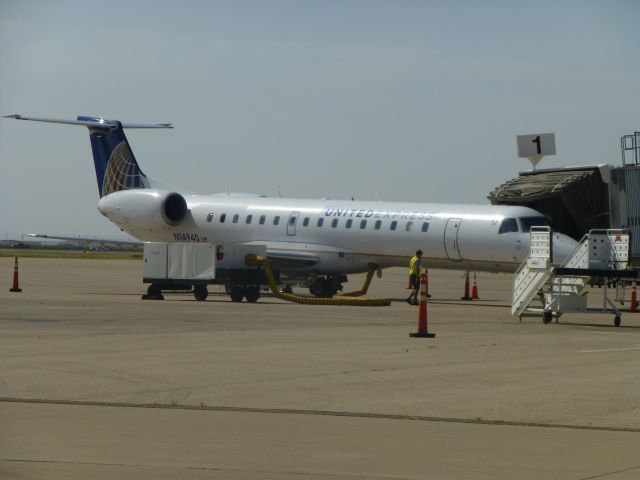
[{"left": 98, "top": 189, "right": 188, "bottom": 229}]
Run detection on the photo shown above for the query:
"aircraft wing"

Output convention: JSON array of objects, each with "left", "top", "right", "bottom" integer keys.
[
  {"left": 29, "top": 234, "right": 352, "bottom": 266},
  {"left": 28, "top": 233, "right": 143, "bottom": 248},
  {"left": 237, "top": 241, "right": 359, "bottom": 268},
  {"left": 266, "top": 250, "right": 319, "bottom": 267}
]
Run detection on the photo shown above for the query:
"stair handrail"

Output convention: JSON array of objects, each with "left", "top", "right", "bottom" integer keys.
[{"left": 558, "top": 233, "right": 589, "bottom": 269}]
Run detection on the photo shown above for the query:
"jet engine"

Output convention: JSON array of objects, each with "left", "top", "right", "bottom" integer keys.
[{"left": 97, "top": 189, "right": 188, "bottom": 229}]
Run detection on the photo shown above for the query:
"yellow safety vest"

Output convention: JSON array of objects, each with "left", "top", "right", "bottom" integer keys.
[{"left": 409, "top": 255, "right": 424, "bottom": 276}]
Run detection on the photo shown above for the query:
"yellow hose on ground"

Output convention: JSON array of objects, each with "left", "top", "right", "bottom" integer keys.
[
  {"left": 246, "top": 255, "right": 391, "bottom": 306},
  {"left": 338, "top": 265, "right": 376, "bottom": 297}
]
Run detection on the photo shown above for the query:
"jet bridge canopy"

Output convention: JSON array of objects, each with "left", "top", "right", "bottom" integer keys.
[{"left": 488, "top": 166, "right": 611, "bottom": 242}]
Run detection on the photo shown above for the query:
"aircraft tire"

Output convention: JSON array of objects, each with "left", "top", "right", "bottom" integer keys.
[
  {"left": 543, "top": 311, "right": 552, "bottom": 324},
  {"left": 309, "top": 280, "right": 321, "bottom": 297},
  {"left": 310, "top": 279, "right": 334, "bottom": 298}
]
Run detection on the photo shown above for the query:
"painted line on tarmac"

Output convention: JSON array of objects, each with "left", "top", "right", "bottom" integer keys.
[
  {"left": 579, "top": 465, "right": 640, "bottom": 480},
  {"left": 1, "top": 397, "right": 639, "bottom": 433},
  {"left": 579, "top": 347, "right": 640, "bottom": 353}
]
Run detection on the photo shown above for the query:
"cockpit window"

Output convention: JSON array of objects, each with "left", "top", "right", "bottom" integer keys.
[
  {"left": 519, "top": 216, "right": 550, "bottom": 232},
  {"left": 498, "top": 218, "right": 518, "bottom": 234}
]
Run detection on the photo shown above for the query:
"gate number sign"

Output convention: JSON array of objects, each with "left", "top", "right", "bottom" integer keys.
[{"left": 517, "top": 133, "right": 556, "bottom": 157}]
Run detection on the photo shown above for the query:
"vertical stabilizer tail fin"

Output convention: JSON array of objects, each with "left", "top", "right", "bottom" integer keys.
[
  {"left": 3, "top": 114, "right": 172, "bottom": 198},
  {"left": 84, "top": 117, "right": 148, "bottom": 197}
]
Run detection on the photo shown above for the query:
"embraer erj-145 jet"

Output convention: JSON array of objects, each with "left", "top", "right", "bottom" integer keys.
[{"left": 5, "top": 114, "right": 578, "bottom": 301}]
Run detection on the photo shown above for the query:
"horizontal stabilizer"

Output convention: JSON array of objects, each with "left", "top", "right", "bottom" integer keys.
[
  {"left": 4, "top": 114, "right": 172, "bottom": 129},
  {"left": 4, "top": 113, "right": 174, "bottom": 197}
]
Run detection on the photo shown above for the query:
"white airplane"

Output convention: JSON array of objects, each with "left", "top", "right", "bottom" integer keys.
[{"left": 4, "top": 114, "right": 578, "bottom": 302}]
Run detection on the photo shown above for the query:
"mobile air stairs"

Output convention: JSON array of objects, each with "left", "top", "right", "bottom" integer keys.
[{"left": 512, "top": 227, "right": 637, "bottom": 327}]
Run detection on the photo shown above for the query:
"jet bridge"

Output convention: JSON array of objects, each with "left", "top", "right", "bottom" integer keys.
[
  {"left": 512, "top": 227, "right": 637, "bottom": 326},
  {"left": 489, "top": 137, "right": 640, "bottom": 261},
  {"left": 489, "top": 166, "right": 611, "bottom": 240}
]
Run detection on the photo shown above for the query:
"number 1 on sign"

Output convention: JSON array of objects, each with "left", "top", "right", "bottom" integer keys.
[{"left": 532, "top": 135, "right": 541, "bottom": 155}]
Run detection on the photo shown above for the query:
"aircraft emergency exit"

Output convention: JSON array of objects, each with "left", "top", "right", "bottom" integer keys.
[{"left": 4, "top": 114, "right": 578, "bottom": 302}]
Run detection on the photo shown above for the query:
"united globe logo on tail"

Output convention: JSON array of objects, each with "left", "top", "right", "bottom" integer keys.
[
  {"left": 86, "top": 120, "right": 151, "bottom": 198},
  {"left": 102, "top": 140, "right": 148, "bottom": 196}
]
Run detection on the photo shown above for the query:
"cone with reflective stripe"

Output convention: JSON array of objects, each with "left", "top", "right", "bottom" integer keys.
[
  {"left": 631, "top": 277, "right": 637, "bottom": 312},
  {"left": 10, "top": 257, "right": 22, "bottom": 292},
  {"left": 410, "top": 274, "right": 435, "bottom": 338},
  {"left": 471, "top": 272, "right": 479, "bottom": 300},
  {"left": 461, "top": 271, "right": 472, "bottom": 300}
]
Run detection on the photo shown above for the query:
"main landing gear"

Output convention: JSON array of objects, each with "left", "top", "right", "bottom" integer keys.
[{"left": 309, "top": 276, "right": 343, "bottom": 298}]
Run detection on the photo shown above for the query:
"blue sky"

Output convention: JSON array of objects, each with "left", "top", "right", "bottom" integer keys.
[{"left": 1, "top": 0, "right": 639, "bottom": 238}]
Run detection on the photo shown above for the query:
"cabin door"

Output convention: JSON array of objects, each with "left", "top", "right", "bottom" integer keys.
[
  {"left": 287, "top": 211, "right": 299, "bottom": 236},
  {"left": 444, "top": 218, "right": 462, "bottom": 261}
]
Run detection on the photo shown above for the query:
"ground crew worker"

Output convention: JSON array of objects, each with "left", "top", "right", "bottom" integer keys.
[{"left": 406, "top": 250, "right": 424, "bottom": 305}]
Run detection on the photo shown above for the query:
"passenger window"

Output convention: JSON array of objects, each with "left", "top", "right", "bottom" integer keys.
[
  {"left": 273, "top": 216, "right": 280, "bottom": 225},
  {"left": 232, "top": 214, "right": 239, "bottom": 224},
  {"left": 390, "top": 221, "right": 398, "bottom": 231},
  {"left": 259, "top": 215, "right": 266, "bottom": 225},
  {"left": 206, "top": 213, "right": 214, "bottom": 223},
  {"left": 303, "top": 217, "right": 310, "bottom": 227},
  {"left": 360, "top": 220, "right": 367, "bottom": 229},
  {"left": 317, "top": 218, "right": 324, "bottom": 227},
  {"left": 499, "top": 218, "right": 518, "bottom": 234},
  {"left": 406, "top": 221, "right": 413, "bottom": 232},
  {"left": 332, "top": 218, "right": 338, "bottom": 228},
  {"left": 421, "top": 222, "right": 429, "bottom": 232},
  {"left": 245, "top": 214, "right": 253, "bottom": 224},
  {"left": 220, "top": 213, "right": 226, "bottom": 223},
  {"left": 289, "top": 216, "right": 297, "bottom": 227},
  {"left": 375, "top": 220, "right": 382, "bottom": 230},
  {"left": 346, "top": 219, "right": 353, "bottom": 229}
]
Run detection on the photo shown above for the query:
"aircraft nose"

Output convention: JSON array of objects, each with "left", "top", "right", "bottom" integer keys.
[{"left": 552, "top": 233, "right": 578, "bottom": 264}]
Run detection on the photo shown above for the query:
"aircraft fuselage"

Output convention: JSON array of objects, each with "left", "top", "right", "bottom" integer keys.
[{"left": 98, "top": 191, "right": 578, "bottom": 276}]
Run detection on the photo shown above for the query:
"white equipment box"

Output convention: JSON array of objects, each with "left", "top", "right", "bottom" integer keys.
[{"left": 143, "top": 242, "right": 216, "bottom": 281}]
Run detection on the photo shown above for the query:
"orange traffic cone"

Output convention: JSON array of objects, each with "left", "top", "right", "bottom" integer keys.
[
  {"left": 471, "top": 272, "right": 479, "bottom": 300},
  {"left": 461, "top": 271, "right": 472, "bottom": 300},
  {"left": 410, "top": 274, "right": 436, "bottom": 338},
  {"left": 10, "top": 257, "right": 22, "bottom": 292},
  {"left": 630, "top": 277, "right": 637, "bottom": 312}
]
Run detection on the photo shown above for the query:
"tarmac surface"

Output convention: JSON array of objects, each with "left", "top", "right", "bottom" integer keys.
[{"left": 1, "top": 256, "right": 639, "bottom": 479}]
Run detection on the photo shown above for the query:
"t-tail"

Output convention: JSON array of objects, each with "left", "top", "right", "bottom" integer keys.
[{"left": 3, "top": 114, "right": 172, "bottom": 198}]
